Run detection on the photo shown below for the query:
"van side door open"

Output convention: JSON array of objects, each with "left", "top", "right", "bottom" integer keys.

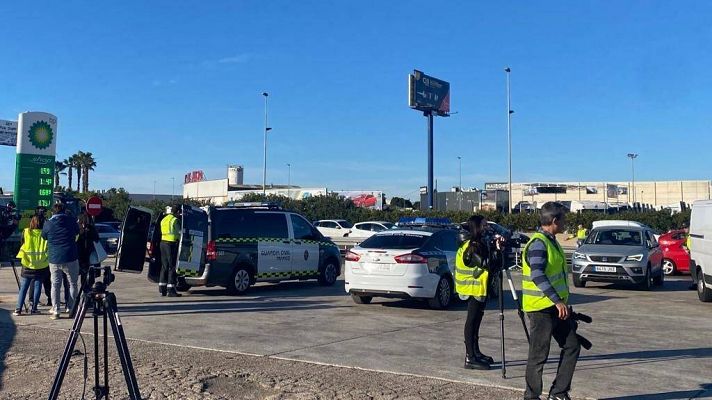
[
  {"left": 115, "top": 206, "right": 153, "bottom": 273},
  {"left": 176, "top": 205, "right": 209, "bottom": 278}
]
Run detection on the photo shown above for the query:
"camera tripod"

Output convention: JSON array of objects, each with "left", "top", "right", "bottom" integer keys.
[
  {"left": 496, "top": 251, "right": 530, "bottom": 379},
  {"left": 48, "top": 266, "right": 141, "bottom": 400}
]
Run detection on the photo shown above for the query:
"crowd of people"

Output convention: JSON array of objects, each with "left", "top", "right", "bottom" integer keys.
[{"left": 13, "top": 202, "right": 100, "bottom": 319}]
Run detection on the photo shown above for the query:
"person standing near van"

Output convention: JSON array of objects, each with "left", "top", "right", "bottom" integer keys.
[
  {"left": 159, "top": 205, "right": 181, "bottom": 297},
  {"left": 42, "top": 203, "right": 80, "bottom": 320}
]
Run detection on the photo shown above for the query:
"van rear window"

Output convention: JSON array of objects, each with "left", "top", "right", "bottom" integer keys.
[{"left": 214, "top": 210, "right": 288, "bottom": 239}]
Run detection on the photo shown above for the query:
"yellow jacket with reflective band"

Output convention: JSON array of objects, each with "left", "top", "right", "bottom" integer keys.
[
  {"left": 521, "top": 232, "right": 569, "bottom": 312},
  {"left": 576, "top": 228, "right": 588, "bottom": 240},
  {"left": 16, "top": 228, "right": 49, "bottom": 269},
  {"left": 454, "top": 240, "right": 489, "bottom": 301},
  {"left": 160, "top": 214, "right": 180, "bottom": 242}
]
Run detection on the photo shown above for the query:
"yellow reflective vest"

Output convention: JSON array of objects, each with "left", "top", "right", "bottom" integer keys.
[
  {"left": 160, "top": 214, "right": 180, "bottom": 242},
  {"left": 576, "top": 228, "right": 588, "bottom": 240},
  {"left": 454, "top": 240, "right": 489, "bottom": 301},
  {"left": 521, "top": 232, "right": 569, "bottom": 312},
  {"left": 16, "top": 228, "right": 49, "bottom": 270}
]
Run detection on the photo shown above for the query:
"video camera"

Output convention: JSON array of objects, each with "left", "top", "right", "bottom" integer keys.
[{"left": 569, "top": 308, "right": 593, "bottom": 350}]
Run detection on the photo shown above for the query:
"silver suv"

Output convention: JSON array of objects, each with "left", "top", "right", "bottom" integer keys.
[{"left": 571, "top": 221, "right": 664, "bottom": 290}]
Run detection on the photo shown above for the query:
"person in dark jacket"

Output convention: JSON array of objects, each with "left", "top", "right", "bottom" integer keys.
[{"left": 42, "top": 203, "right": 80, "bottom": 320}]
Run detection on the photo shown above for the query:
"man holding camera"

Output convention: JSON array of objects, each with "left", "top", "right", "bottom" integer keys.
[{"left": 522, "top": 202, "right": 580, "bottom": 400}]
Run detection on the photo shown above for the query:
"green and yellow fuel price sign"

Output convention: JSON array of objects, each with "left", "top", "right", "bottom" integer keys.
[{"left": 13, "top": 112, "right": 57, "bottom": 211}]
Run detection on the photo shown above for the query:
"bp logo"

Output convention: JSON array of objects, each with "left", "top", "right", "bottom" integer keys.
[{"left": 28, "top": 121, "right": 54, "bottom": 150}]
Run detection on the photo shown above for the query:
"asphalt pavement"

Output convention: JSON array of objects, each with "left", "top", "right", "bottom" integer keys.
[{"left": 0, "top": 262, "right": 711, "bottom": 399}]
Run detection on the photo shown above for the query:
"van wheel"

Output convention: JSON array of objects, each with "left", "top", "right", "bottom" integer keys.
[
  {"left": 351, "top": 294, "right": 372, "bottom": 304},
  {"left": 176, "top": 278, "right": 191, "bottom": 292},
  {"left": 662, "top": 259, "right": 676, "bottom": 275},
  {"left": 573, "top": 274, "right": 586, "bottom": 288},
  {"left": 318, "top": 260, "right": 339, "bottom": 286},
  {"left": 697, "top": 269, "right": 712, "bottom": 302},
  {"left": 227, "top": 266, "right": 251, "bottom": 295},
  {"left": 638, "top": 266, "right": 652, "bottom": 291},
  {"left": 428, "top": 277, "right": 453, "bottom": 309}
]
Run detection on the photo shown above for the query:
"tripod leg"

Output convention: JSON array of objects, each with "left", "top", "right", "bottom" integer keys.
[
  {"left": 504, "top": 269, "right": 530, "bottom": 343},
  {"left": 499, "top": 268, "right": 506, "bottom": 379},
  {"left": 105, "top": 293, "right": 142, "bottom": 400},
  {"left": 48, "top": 292, "right": 90, "bottom": 400}
]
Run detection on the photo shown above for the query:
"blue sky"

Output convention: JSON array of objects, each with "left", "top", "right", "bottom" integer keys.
[{"left": 1, "top": 1, "right": 711, "bottom": 200}]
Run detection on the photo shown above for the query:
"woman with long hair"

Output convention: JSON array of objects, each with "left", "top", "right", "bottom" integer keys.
[
  {"left": 455, "top": 215, "right": 503, "bottom": 370},
  {"left": 14, "top": 216, "right": 50, "bottom": 315}
]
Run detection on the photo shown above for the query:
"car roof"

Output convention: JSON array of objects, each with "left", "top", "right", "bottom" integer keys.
[
  {"left": 592, "top": 220, "right": 649, "bottom": 229},
  {"left": 372, "top": 229, "right": 434, "bottom": 236}
]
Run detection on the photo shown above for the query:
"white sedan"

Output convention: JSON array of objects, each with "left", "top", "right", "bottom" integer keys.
[
  {"left": 347, "top": 221, "right": 395, "bottom": 239},
  {"left": 314, "top": 219, "right": 353, "bottom": 238}
]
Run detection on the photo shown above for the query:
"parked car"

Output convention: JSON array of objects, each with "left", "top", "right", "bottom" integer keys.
[
  {"left": 658, "top": 229, "right": 691, "bottom": 275},
  {"left": 347, "top": 221, "right": 395, "bottom": 239},
  {"left": 143, "top": 203, "right": 342, "bottom": 295},
  {"left": 351, "top": 194, "right": 378, "bottom": 208},
  {"left": 571, "top": 220, "right": 664, "bottom": 290},
  {"left": 689, "top": 200, "right": 712, "bottom": 302},
  {"left": 95, "top": 223, "right": 120, "bottom": 255},
  {"left": 314, "top": 219, "right": 353, "bottom": 238},
  {"left": 102, "top": 221, "right": 122, "bottom": 231},
  {"left": 344, "top": 218, "right": 460, "bottom": 309}
]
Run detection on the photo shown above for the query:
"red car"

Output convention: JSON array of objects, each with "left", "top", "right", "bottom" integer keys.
[
  {"left": 658, "top": 230, "right": 690, "bottom": 275},
  {"left": 351, "top": 194, "right": 378, "bottom": 208}
]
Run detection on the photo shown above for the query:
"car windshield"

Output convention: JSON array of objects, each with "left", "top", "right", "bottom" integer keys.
[
  {"left": 338, "top": 221, "right": 353, "bottom": 229},
  {"left": 359, "top": 233, "right": 428, "bottom": 249},
  {"left": 382, "top": 223, "right": 395, "bottom": 229},
  {"left": 586, "top": 228, "right": 643, "bottom": 246}
]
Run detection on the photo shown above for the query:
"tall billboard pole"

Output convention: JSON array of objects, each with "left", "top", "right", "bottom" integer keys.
[{"left": 409, "top": 70, "right": 450, "bottom": 210}]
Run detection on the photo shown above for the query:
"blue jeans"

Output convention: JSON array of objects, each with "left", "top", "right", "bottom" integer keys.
[{"left": 17, "top": 277, "right": 42, "bottom": 312}]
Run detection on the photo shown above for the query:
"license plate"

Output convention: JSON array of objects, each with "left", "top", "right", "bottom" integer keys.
[
  {"left": 377, "top": 265, "right": 392, "bottom": 272},
  {"left": 594, "top": 266, "right": 616, "bottom": 273}
]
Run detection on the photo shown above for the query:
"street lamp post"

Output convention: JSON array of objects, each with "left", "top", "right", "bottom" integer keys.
[
  {"left": 457, "top": 156, "right": 462, "bottom": 190},
  {"left": 171, "top": 177, "right": 175, "bottom": 201},
  {"left": 505, "top": 67, "right": 514, "bottom": 213},
  {"left": 287, "top": 163, "right": 291, "bottom": 199},
  {"left": 627, "top": 153, "right": 638, "bottom": 204},
  {"left": 262, "top": 92, "right": 272, "bottom": 195}
]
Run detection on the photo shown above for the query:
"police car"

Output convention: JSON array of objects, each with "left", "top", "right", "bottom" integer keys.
[
  {"left": 344, "top": 218, "right": 460, "bottom": 309},
  {"left": 139, "top": 203, "right": 342, "bottom": 295}
]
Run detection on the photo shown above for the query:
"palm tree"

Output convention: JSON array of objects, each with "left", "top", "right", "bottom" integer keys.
[
  {"left": 54, "top": 160, "right": 66, "bottom": 189},
  {"left": 65, "top": 157, "right": 74, "bottom": 191},
  {"left": 80, "top": 152, "right": 97, "bottom": 193},
  {"left": 73, "top": 152, "right": 83, "bottom": 192}
]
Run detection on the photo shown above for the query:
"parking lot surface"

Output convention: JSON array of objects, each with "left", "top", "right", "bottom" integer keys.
[{"left": 1, "top": 263, "right": 711, "bottom": 399}]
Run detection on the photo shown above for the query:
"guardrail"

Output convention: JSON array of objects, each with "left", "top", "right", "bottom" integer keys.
[{"left": 328, "top": 236, "right": 364, "bottom": 255}]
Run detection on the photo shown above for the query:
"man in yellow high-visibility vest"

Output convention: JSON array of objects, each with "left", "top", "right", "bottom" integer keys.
[
  {"left": 522, "top": 202, "right": 580, "bottom": 400},
  {"left": 159, "top": 206, "right": 182, "bottom": 297}
]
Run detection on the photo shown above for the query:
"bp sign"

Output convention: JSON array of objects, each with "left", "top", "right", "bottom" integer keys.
[{"left": 13, "top": 112, "right": 57, "bottom": 211}]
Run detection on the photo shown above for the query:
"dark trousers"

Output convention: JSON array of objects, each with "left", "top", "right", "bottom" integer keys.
[
  {"left": 159, "top": 241, "right": 178, "bottom": 290},
  {"left": 525, "top": 306, "right": 581, "bottom": 399},
  {"left": 464, "top": 297, "right": 486, "bottom": 357}
]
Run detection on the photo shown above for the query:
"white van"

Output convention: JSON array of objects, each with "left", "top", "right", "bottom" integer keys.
[{"left": 689, "top": 200, "right": 712, "bottom": 302}]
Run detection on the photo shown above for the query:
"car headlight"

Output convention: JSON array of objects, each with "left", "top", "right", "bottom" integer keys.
[
  {"left": 573, "top": 252, "right": 587, "bottom": 260},
  {"left": 626, "top": 254, "right": 644, "bottom": 262}
]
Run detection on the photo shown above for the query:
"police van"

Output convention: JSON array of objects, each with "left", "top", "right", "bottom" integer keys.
[{"left": 116, "top": 203, "right": 341, "bottom": 295}]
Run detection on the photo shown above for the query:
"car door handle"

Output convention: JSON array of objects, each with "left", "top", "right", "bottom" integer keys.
[{"left": 282, "top": 240, "right": 291, "bottom": 244}]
